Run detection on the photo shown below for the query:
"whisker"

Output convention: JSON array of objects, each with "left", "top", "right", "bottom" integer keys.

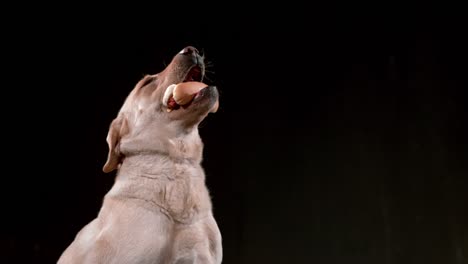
[{"left": 203, "top": 75, "right": 214, "bottom": 83}]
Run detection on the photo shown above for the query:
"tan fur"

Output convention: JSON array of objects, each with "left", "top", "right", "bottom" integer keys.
[{"left": 58, "top": 47, "right": 222, "bottom": 264}]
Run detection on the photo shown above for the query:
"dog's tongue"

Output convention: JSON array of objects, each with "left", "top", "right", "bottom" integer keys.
[{"left": 173, "top": 81, "right": 207, "bottom": 105}]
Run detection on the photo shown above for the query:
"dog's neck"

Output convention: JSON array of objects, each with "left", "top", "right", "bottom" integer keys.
[
  {"left": 108, "top": 134, "right": 210, "bottom": 223},
  {"left": 117, "top": 151, "right": 204, "bottom": 179},
  {"left": 119, "top": 127, "right": 204, "bottom": 166}
]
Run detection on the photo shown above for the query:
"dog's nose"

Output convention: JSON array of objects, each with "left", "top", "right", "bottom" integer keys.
[{"left": 179, "top": 46, "right": 199, "bottom": 55}]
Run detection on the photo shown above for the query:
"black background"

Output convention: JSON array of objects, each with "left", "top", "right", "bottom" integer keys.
[{"left": 2, "top": 10, "right": 467, "bottom": 264}]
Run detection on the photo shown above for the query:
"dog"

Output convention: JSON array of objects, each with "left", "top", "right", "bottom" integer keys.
[{"left": 58, "top": 46, "right": 222, "bottom": 264}]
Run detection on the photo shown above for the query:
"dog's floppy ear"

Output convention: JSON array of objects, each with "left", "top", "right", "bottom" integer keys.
[{"left": 103, "top": 114, "right": 129, "bottom": 173}]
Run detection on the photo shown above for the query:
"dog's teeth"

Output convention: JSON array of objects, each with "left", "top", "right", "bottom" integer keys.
[
  {"left": 167, "top": 109, "right": 172, "bottom": 112},
  {"left": 163, "top": 84, "right": 177, "bottom": 107}
]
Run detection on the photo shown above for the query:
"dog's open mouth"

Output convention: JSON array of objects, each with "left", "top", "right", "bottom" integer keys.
[
  {"left": 184, "top": 65, "right": 202, "bottom": 82},
  {"left": 163, "top": 66, "right": 206, "bottom": 112}
]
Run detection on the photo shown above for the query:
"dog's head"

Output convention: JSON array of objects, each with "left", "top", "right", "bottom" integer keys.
[{"left": 103, "top": 46, "right": 219, "bottom": 173}]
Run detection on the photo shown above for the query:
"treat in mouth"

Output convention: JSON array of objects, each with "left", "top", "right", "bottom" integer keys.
[{"left": 163, "top": 81, "right": 208, "bottom": 111}]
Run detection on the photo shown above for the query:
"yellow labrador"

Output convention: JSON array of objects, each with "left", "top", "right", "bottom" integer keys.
[{"left": 58, "top": 46, "right": 222, "bottom": 264}]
